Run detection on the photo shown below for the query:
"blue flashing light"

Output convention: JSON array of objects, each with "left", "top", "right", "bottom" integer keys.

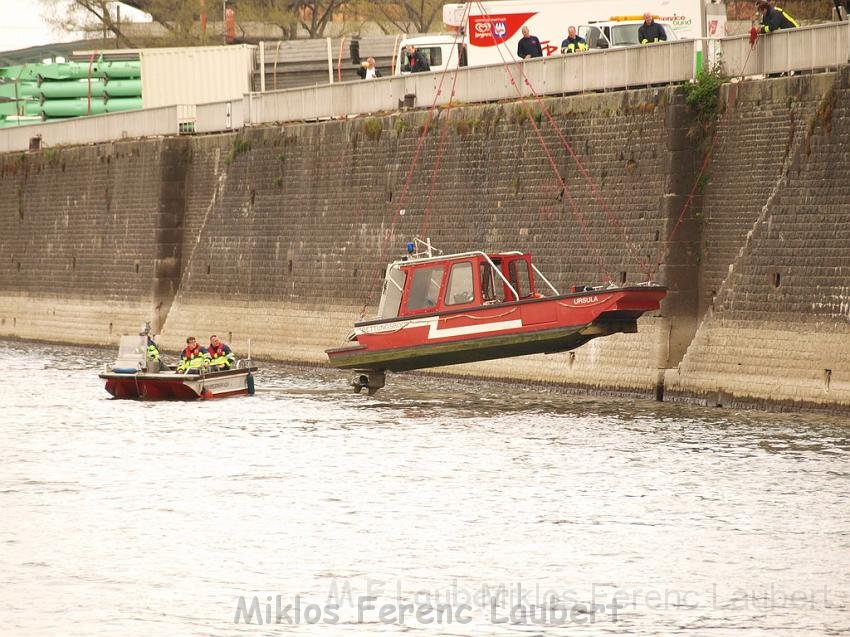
[{"left": 406, "top": 242, "right": 415, "bottom": 254}]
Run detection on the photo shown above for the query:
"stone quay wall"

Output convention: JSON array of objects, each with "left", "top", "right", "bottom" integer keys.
[{"left": 1, "top": 70, "right": 848, "bottom": 410}]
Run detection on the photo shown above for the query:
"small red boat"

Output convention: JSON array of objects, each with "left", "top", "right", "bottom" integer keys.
[
  {"left": 99, "top": 331, "right": 257, "bottom": 400},
  {"left": 326, "top": 240, "right": 666, "bottom": 394}
]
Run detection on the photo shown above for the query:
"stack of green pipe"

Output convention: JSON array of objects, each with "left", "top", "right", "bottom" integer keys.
[{"left": 0, "top": 59, "right": 142, "bottom": 125}]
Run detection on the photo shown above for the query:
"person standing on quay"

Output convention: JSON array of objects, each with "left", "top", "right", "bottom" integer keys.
[
  {"left": 638, "top": 12, "right": 668, "bottom": 44},
  {"left": 517, "top": 26, "right": 543, "bottom": 59},
  {"left": 561, "top": 26, "right": 588, "bottom": 54},
  {"left": 357, "top": 57, "right": 382, "bottom": 79}
]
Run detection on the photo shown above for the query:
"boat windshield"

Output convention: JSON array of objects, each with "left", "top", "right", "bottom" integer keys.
[
  {"left": 117, "top": 334, "right": 147, "bottom": 360},
  {"left": 445, "top": 261, "right": 475, "bottom": 305},
  {"left": 112, "top": 334, "right": 147, "bottom": 370},
  {"left": 407, "top": 265, "right": 444, "bottom": 311},
  {"left": 378, "top": 264, "right": 406, "bottom": 319}
]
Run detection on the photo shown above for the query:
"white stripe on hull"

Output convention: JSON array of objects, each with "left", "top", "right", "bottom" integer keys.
[{"left": 427, "top": 318, "right": 523, "bottom": 339}]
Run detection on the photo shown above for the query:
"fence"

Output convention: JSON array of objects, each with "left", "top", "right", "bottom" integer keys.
[
  {"left": 2, "top": 23, "right": 850, "bottom": 154},
  {"left": 246, "top": 39, "right": 695, "bottom": 124},
  {"left": 0, "top": 106, "right": 179, "bottom": 153},
  {"left": 717, "top": 20, "right": 850, "bottom": 77}
]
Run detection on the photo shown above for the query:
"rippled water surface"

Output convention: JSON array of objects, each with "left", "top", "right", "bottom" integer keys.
[{"left": 2, "top": 339, "right": 849, "bottom": 636}]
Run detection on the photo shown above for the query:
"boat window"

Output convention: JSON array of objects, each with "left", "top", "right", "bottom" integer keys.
[
  {"left": 378, "top": 265, "right": 406, "bottom": 319},
  {"left": 445, "top": 262, "right": 474, "bottom": 305},
  {"left": 480, "top": 263, "right": 497, "bottom": 302},
  {"left": 406, "top": 265, "right": 444, "bottom": 311},
  {"left": 508, "top": 259, "right": 532, "bottom": 298}
]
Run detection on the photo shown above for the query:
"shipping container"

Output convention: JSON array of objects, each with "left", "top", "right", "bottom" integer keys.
[{"left": 138, "top": 44, "right": 255, "bottom": 108}]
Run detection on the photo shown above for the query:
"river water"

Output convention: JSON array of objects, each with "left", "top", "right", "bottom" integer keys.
[{"left": 2, "top": 339, "right": 849, "bottom": 636}]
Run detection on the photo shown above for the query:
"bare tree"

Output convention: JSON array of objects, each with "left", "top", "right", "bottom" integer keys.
[
  {"left": 355, "top": 0, "right": 443, "bottom": 34},
  {"left": 40, "top": 0, "right": 141, "bottom": 47},
  {"left": 237, "top": 0, "right": 300, "bottom": 39},
  {"left": 293, "top": 0, "right": 353, "bottom": 38}
]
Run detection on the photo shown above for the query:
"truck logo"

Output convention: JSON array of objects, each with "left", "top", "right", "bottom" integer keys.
[{"left": 468, "top": 12, "right": 537, "bottom": 46}]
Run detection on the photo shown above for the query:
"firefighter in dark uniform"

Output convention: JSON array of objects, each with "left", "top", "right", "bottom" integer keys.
[
  {"left": 639, "top": 12, "right": 668, "bottom": 44},
  {"left": 561, "top": 27, "right": 588, "bottom": 54},
  {"left": 757, "top": 1, "right": 799, "bottom": 33}
]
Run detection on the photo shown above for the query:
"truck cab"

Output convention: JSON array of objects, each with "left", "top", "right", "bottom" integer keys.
[
  {"left": 578, "top": 18, "right": 679, "bottom": 50},
  {"left": 394, "top": 35, "right": 467, "bottom": 75}
]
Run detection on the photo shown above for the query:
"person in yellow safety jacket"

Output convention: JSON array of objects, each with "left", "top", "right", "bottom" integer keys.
[
  {"left": 757, "top": 1, "right": 799, "bottom": 33},
  {"left": 177, "top": 336, "right": 210, "bottom": 373},
  {"left": 207, "top": 334, "right": 236, "bottom": 370},
  {"left": 560, "top": 27, "right": 588, "bottom": 54},
  {"left": 146, "top": 336, "right": 161, "bottom": 362}
]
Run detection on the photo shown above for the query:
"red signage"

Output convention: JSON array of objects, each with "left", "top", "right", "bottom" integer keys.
[{"left": 468, "top": 12, "right": 537, "bottom": 47}]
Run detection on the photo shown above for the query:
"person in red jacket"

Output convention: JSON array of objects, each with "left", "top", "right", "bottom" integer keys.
[
  {"left": 177, "top": 336, "right": 210, "bottom": 373},
  {"left": 208, "top": 335, "right": 236, "bottom": 370}
]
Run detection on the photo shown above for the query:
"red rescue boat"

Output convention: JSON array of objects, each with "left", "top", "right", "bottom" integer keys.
[
  {"left": 99, "top": 330, "right": 257, "bottom": 400},
  {"left": 326, "top": 240, "right": 666, "bottom": 394}
]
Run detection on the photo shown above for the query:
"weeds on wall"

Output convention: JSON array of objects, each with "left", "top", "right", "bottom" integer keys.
[
  {"left": 225, "top": 136, "right": 252, "bottom": 164},
  {"left": 509, "top": 104, "right": 542, "bottom": 125},
  {"left": 363, "top": 118, "right": 383, "bottom": 141},
  {"left": 394, "top": 119, "right": 410, "bottom": 135},
  {"left": 685, "top": 61, "right": 726, "bottom": 123}
]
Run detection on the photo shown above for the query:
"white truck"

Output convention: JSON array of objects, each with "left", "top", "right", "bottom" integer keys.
[{"left": 395, "top": 0, "right": 727, "bottom": 74}]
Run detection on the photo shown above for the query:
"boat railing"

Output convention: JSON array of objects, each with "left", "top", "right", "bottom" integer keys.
[
  {"left": 480, "top": 253, "right": 519, "bottom": 302},
  {"left": 531, "top": 264, "right": 560, "bottom": 296},
  {"left": 407, "top": 237, "right": 442, "bottom": 259}
]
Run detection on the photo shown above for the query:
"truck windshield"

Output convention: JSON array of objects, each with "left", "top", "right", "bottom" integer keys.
[
  {"left": 398, "top": 46, "right": 443, "bottom": 69},
  {"left": 611, "top": 25, "right": 641, "bottom": 46}
]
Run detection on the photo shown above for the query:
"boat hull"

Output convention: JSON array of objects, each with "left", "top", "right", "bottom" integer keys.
[
  {"left": 326, "top": 286, "right": 665, "bottom": 372},
  {"left": 99, "top": 367, "right": 257, "bottom": 400}
]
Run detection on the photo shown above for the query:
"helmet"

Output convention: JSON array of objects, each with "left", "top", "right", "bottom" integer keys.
[{"left": 756, "top": 1, "right": 770, "bottom": 8}]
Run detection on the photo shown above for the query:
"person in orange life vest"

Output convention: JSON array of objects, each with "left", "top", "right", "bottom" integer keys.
[
  {"left": 208, "top": 335, "right": 236, "bottom": 370},
  {"left": 177, "top": 336, "right": 210, "bottom": 373}
]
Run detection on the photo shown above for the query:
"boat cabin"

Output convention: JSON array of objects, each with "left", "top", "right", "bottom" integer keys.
[{"left": 376, "top": 247, "right": 558, "bottom": 320}]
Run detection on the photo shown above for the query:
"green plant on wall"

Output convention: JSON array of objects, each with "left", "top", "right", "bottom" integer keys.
[
  {"left": 225, "top": 136, "right": 252, "bottom": 164},
  {"left": 394, "top": 118, "right": 409, "bottom": 135},
  {"left": 363, "top": 118, "right": 383, "bottom": 141},
  {"left": 44, "top": 147, "right": 62, "bottom": 165},
  {"left": 233, "top": 136, "right": 252, "bottom": 155},
  {"left": 685, "top": 61, "right": 726, "bottom": 122}
]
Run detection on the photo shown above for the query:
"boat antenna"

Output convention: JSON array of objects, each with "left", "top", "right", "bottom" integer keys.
[{"left": 411, "top": 236, "right": 442, "bottom": 259}]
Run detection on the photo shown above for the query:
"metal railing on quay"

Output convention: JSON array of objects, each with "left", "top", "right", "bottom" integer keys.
[
  {"left": 0, "top": 105, "right": 180, "bottom": 153},
  {"left": 245, "top": 39, "right": 696, "bottom": 125},
  {"left": 717, "top": 20, "right": 850, "bottom": 78}
]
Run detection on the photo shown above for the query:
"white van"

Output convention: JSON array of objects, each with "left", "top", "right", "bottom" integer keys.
[{"left": 578, "top": 19, "right": 680, "bottom": 50}]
